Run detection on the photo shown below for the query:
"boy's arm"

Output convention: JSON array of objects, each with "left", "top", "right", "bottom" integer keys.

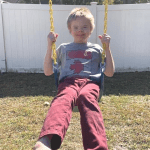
[
  {"left": 99, "top": 34, "right": 115, "bottom": 77},
  {"left": 44, "top": 44, "right": 53, "bottom": 76},
  {"left": 44, "top": 32, "right": 58, "bottom": 76},
  {"left": 104, "top": 47, "right": 115, "bottom": 77}
]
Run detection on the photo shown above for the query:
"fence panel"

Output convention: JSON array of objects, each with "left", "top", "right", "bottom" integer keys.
[
  {"left": 1, "top": 4, "right": 150, "bottom": 73},
  {"left": 0, "top": 4, "right": 5, "bottom": 72},
  {"left": 2, "top": 4, "right": 50, "bottom": 72},
  {"left": 97, "top": 4, "right": 150, "bottom": 72}
]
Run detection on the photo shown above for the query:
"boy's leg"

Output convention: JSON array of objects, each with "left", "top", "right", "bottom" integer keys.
[
  {"left": 37, "top": 79, "right": 78, "bottom": 149},
  {"left": 77, "top": 81, "right": 108, "bottom": 150}
]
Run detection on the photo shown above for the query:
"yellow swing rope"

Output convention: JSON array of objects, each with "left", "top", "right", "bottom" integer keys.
[
  {"left": 49, "top": 0, "right": 108, "bottom": 65},
  {"left": 102, "top": 0, "right": 108, "bottom": 65},
  {"left": 49, "top": 0, "right": 57, "bottom": 65}
]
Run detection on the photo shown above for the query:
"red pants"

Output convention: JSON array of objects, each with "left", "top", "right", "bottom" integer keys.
[{"left": 39, "top": 77, "right": 108, "bottom": 150}]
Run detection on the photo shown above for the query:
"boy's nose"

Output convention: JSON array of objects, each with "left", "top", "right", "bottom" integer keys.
[{"left": 77, "top": 28, "right": 83, "bottom": 32}]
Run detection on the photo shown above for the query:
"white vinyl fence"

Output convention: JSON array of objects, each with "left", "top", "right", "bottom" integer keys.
[{"left": 0, "top": 3, "right": 150, "bottom": 73}]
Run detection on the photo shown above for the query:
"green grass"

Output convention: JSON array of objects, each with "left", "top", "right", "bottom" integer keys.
[{"left": 0, "top": 72, "right": 150, "bottom": 150}]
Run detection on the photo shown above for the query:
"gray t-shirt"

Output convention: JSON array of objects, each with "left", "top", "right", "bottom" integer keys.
[{"left": 56, "top": 42, "right": 103, "bottom": 81}]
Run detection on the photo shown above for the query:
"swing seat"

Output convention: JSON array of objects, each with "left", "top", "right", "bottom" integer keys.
[
  {"left": 53, "top": 62, "right": 105, "bottom": 102},
  {"left": 53, "top": 63, "right": 59, "bottom": 88}
]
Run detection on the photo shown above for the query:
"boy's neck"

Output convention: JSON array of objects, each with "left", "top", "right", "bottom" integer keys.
[{"left": 73, "top": 42, "right": 88, "bottom": 44}]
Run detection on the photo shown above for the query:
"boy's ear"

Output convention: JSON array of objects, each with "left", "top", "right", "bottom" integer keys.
[
  {"left": 69, "top": 29, "right": 71, "bottom": 33},
  {"left": 90, "top": 30, "right": 92, "bottom": 35},
  {"left": 90, "top": 26, "right": 93, "bottom": 34}
]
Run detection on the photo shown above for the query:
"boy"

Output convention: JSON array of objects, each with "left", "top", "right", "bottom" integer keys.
[{"left": 33, "top": 7, "right": 115, "bottom": 150}]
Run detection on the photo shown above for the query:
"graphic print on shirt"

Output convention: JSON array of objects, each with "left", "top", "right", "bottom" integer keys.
[{"left": 67, "top": 50, "right": 92, "bottom": 74}]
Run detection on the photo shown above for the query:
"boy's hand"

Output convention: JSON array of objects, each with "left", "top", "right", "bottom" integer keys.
[
  {"left": 98, "top": 34, "right": 111, "bottom": 49},
  {"left": 47, "top": 32, "right": 58, "bottom": 45}
]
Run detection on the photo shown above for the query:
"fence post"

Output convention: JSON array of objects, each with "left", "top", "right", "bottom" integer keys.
[
  {"left": 0, "top": 4, "right": 6, "bottom": 72},
  {"left": 90, "top": 2, "right": 98, "bottom": 43}
]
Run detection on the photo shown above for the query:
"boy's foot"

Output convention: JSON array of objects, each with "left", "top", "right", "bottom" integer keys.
[
  {"left": 33, "top": 142, "right": 51, "bottom": 150},
  {"left": 33, "top": 136, "right": 51, "bottom": 150},
  {"left": 33, "top": 134, "right": 61, "bottom": 150}
]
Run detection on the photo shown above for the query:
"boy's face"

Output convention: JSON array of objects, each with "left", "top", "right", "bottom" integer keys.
[{"left": 69, "top": 16, "right": 92, "bottom": 44}]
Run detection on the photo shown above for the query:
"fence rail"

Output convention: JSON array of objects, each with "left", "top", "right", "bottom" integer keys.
[{"left": 0, "top": 3, "right": 150, "bottom": 73}]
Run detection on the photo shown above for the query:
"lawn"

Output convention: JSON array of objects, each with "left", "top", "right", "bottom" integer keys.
[{"left": 0, "top": 72, "right": 150, "bottom": 150}]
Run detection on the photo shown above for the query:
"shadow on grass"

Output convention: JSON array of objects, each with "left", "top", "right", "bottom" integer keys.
[
  {"left": 104, "top": 71, "right": 150, "bottom": 96},
  {"left": 0, "top": 71, "right": 150, "bottom": 98}
]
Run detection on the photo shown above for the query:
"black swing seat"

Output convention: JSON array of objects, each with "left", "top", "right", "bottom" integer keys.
[{"left": 53, "top": 62, "right": 105, "bottom": 101}]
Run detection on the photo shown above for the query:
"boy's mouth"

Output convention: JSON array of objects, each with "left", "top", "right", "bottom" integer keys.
[{"left": 76, "top": 34, "right": 85, "bottom": 37}]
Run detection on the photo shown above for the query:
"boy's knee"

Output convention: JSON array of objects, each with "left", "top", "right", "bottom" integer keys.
[
  {"left": 78, "top": 91, "right": 97, "bottom": 104},
  {"left": 77, "top": 92, "right": 100, "bottom": 112},
  {"left": 77, "top": 93, "right": 87, "bottom": 104},
  {"left": 77, "top": 93, "right": 92, "bottom": 110}
]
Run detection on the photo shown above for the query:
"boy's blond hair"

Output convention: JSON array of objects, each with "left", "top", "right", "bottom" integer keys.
[{"left": 67, "top": 7, "right": 95, "bottom": 32}]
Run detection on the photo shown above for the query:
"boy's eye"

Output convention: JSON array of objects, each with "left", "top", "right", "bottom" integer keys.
[{"left": 74, "top": 27, "right": 78, "bottom": 30}]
